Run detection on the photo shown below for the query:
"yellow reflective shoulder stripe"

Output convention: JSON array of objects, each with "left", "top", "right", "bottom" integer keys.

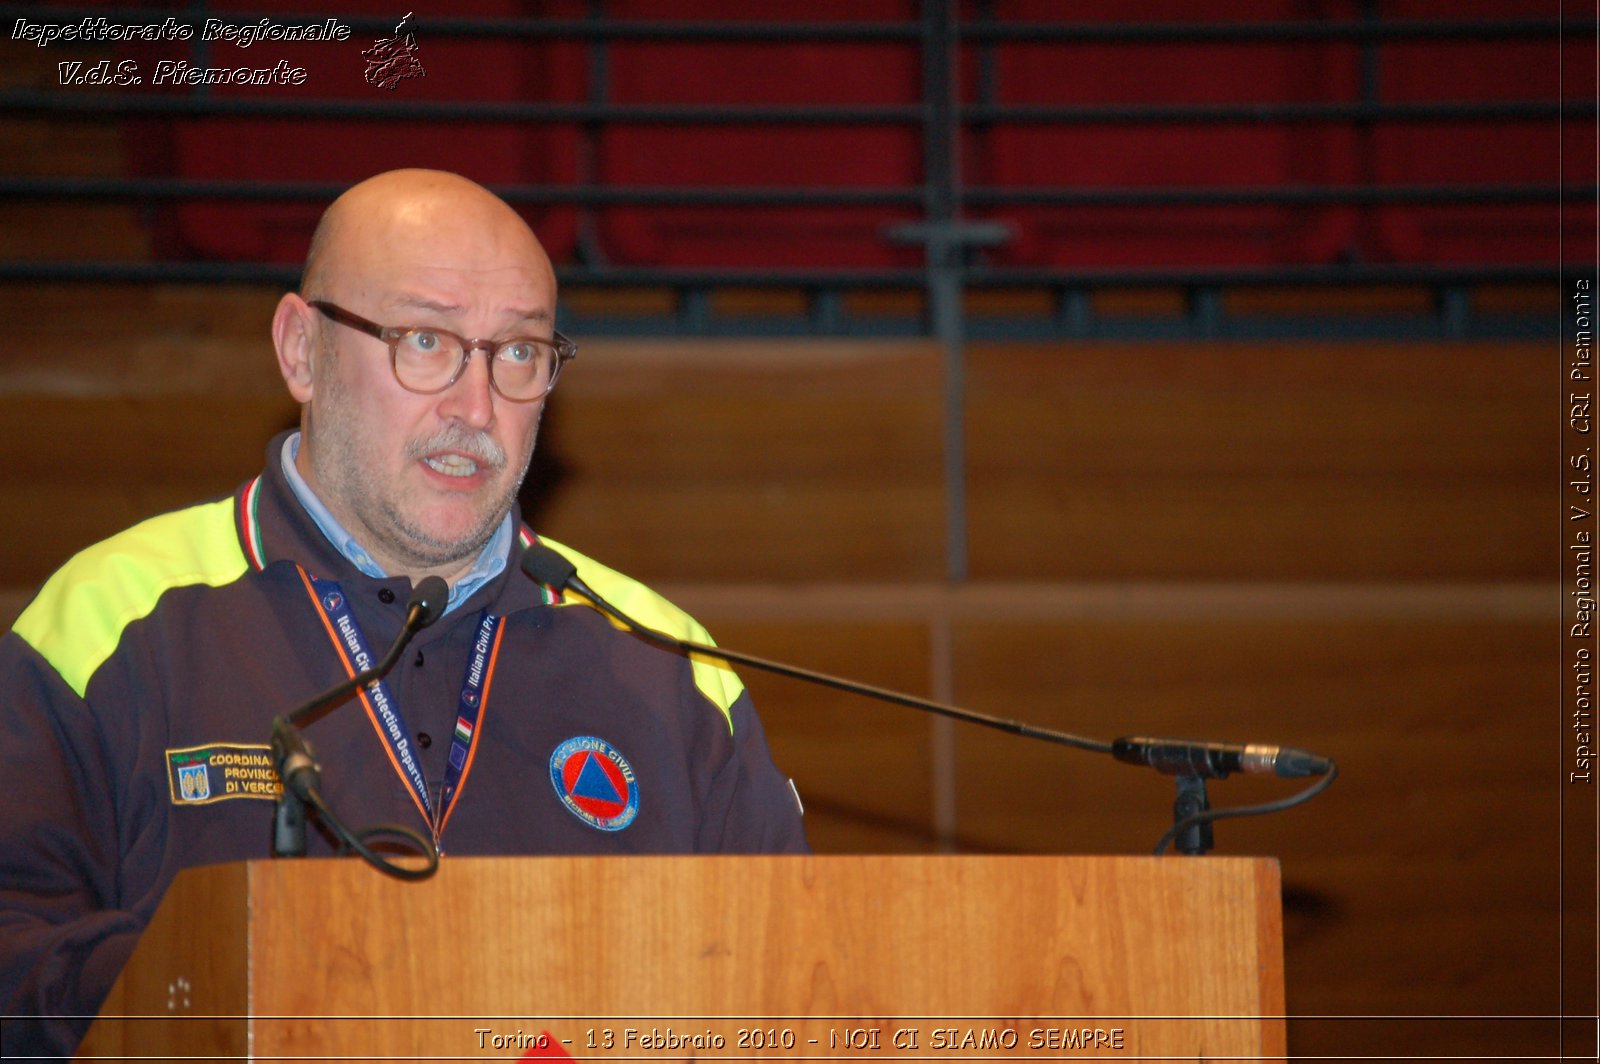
[
  {"left": 13, "top": 497, "right": 249, "bottom": 698},
  {"left": 537, "top": 535, "right": 742, "bottom": 734}
]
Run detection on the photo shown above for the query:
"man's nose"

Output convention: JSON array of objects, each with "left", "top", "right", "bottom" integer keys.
[{"left": 437, "top": 345, "right": 497, "bottom": 427}]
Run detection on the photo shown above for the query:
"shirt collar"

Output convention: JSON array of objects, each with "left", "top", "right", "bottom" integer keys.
[{"left": 280, "top": 432, "right": 510, "bottom": 615}]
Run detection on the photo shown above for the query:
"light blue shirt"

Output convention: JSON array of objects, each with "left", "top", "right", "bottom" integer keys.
[{"left": 280, "top": 432, "right": 510, "bottom": 615}]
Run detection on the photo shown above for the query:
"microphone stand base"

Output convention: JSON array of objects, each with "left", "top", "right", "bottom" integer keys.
[
  {"left": 1172, "top": 773, "right": 1214, "bottom": 856},
  {"left": 272, "top": 791, "right": 308, "bottom": 858}
]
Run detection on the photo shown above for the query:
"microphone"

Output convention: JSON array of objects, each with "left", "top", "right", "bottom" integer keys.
[
  {"left": 1110, "top": 736, "right": 1332, "bottom": 780},
  {"left": 522, "top": 542, "right": 1337, "bottom": 854},
  {"left": 523, "top": 547, "right": 577, "bottom": 590},
  {"left": 409, "top": 574, "right": 450, "bottom": 629},
  {"left": 271, "top": 575, "right": 450, "bottom": 862}
]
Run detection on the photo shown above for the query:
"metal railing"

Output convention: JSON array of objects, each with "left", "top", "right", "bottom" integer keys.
[{"left": 0, "top": 3, "right": 1584, "bottom": 342}]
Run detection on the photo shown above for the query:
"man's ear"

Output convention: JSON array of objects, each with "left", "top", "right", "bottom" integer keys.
[{"left": 272, "top": 292, "right": 319, "bottom": 403}]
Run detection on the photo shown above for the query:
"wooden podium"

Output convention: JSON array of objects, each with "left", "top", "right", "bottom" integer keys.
[{"left": 77, "top": 855, "right": 1285, "bottom": 1061}]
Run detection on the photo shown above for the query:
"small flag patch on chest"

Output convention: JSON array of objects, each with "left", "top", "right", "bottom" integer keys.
[{"left": 549, "top": 736, "right": 639, "bottom": 831}]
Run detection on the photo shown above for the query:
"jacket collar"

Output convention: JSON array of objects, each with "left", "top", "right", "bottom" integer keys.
[{"left": 235, "top": 430, "right": 558, "bottom": 619}]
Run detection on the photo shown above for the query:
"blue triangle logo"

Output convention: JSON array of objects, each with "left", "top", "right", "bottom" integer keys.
[{"left": 571, "top": 753, "right": 624, "bottom": 804}]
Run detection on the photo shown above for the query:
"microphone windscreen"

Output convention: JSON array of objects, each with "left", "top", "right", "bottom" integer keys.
[
  {"left": 408, "top": 575, "right": 450, "bottom": 628},
  {"left": 520, "top": 543, "right": 578, "bottom": 590}
]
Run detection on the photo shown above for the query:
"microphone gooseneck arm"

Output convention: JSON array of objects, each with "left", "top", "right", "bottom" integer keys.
[
  {"left": 520, "top": 545, "right": 1338, "bottom": 856},
  {"left": 282, "top": 575, "right": 449, "bottom": 731},
  {"left": 523, "top": 549, "right": 1113, "bottom": 758},
  {"left": 270, "top": 575, "right": 449, "bottom": 879}
]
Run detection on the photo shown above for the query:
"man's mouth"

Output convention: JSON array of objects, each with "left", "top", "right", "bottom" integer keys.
[
  {"left": 409, "top": 426, "right": 506, "bottom": 484},
  {"left": 422, "top": 453, "right": 482, "bottom": 478}
]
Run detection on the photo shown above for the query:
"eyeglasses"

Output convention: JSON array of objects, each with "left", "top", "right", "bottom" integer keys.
[{"left": 310, "top": 300, "right": 577, "bottom": 402}]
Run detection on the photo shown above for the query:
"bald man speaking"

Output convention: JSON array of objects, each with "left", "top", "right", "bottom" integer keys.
[{"left": 0, "top": 170, "right": 808, "bottom": 1060}]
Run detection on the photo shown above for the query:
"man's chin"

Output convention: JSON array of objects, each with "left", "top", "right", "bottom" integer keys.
[{"left": 390, "top": 507, "right": 508, "bottom": 572}]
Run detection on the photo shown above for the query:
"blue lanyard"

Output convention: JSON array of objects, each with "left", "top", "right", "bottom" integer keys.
[{"left": 299, "top": 568, "right": 503, "bottom": 846}]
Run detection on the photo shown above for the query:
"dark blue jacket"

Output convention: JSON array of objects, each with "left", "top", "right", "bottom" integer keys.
[{"left": 0, "top": 435, "right": 807, "bottom": 1059}]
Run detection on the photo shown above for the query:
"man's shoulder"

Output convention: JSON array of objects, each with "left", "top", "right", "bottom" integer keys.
[
  {"left": 12, "top": 494, "right": 250, "bottom": 697},
  {"left": 536, "top": 535, "right": 712, "bottom": 643},
  {"left": 534, "top": 535, "right": 743, "bottom": 729}
]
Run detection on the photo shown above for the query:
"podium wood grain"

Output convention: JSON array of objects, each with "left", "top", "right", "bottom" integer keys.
[{"left": 79, "top": 855, "right": 1284, "bottom": 1061}]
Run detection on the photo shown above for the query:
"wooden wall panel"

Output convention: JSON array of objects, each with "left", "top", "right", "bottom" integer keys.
[
  {"left": 534, "top": 339, "right": 946, "bottom": 581},
  {"left": 949, "top": 616, "right": 1559, "bottom": 1058},
  {"left": 5, "top": 285, "right": 282, "bottom": 395},
  {"left": 699, "top": 618, "right": 940, "bottom": 854},
  {"left": 0, "top": 396, "right": 299, "bottom": 586},
  {"left": 966, "top": 341, "right": 1553, "bottom": 581},
  {"left": 0, "top": 285, "right": 286, "bottom": 585}
]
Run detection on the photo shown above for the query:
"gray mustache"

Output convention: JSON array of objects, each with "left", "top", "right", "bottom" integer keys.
[{"left": 407, "top": 427, "right": 506, "bottom": 470}]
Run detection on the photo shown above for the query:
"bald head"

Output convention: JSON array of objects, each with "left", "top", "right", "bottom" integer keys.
[
  {"left": 300, "top": 169, "right": 554, "bottom": 307},
  {"left": 271, "top": 169, "right": 562, "bottom": 583}
]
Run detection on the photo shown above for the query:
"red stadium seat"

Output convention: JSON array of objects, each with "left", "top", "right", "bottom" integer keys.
[{"left": 123, "top": 0, "right": 583, "bottom": 266}]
